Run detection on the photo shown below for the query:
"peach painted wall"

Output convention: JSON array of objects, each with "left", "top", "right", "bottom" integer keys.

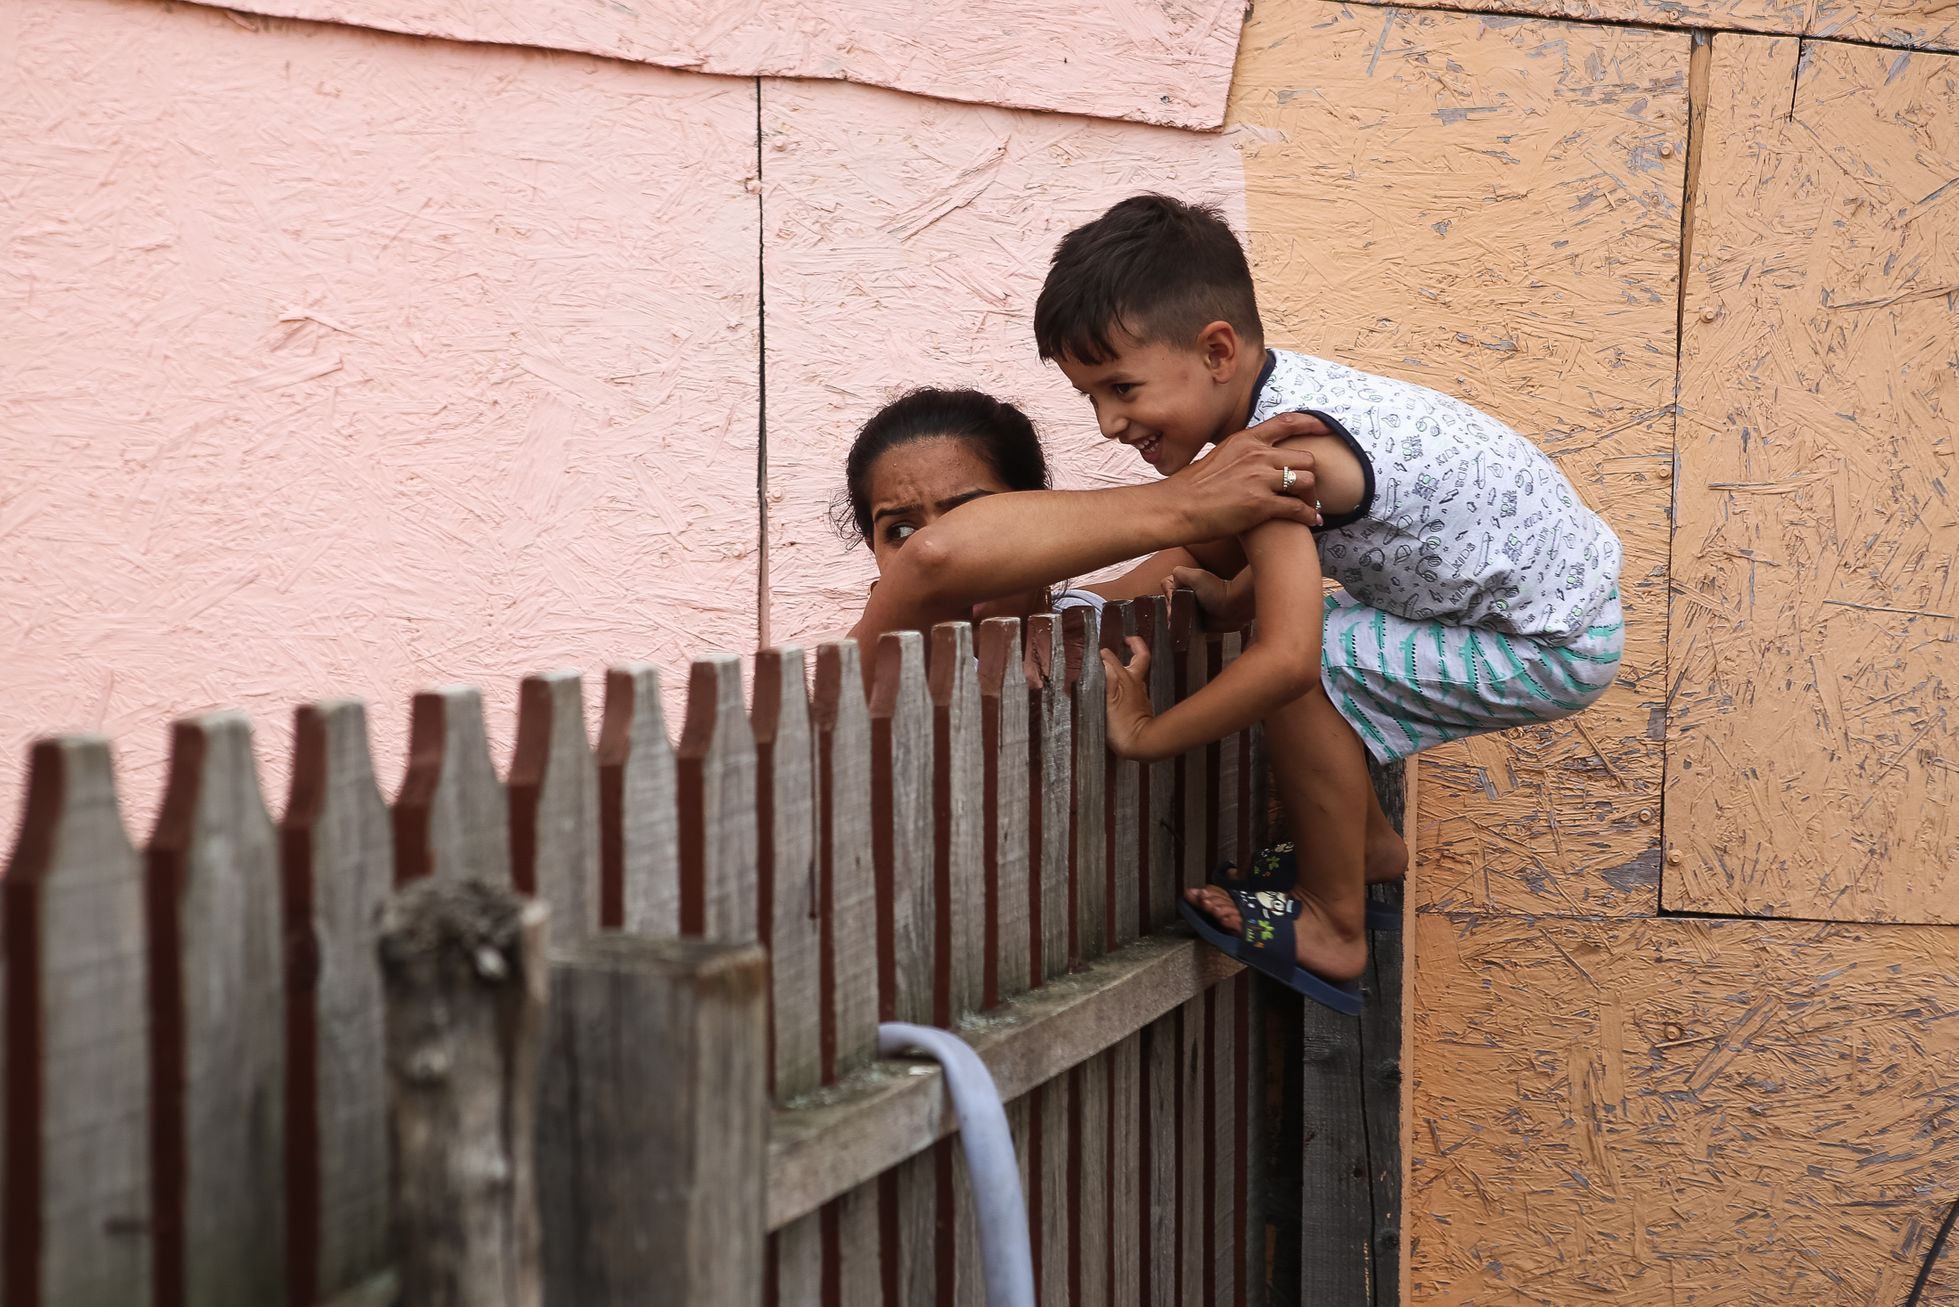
[{"left": 0, "top": 0, "right": 1245, "bottom": 830}]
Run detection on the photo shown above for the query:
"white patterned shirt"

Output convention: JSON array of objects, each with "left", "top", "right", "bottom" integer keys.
[{"left": 1249, "top": 348, "right": 1622, "bottom": 641}]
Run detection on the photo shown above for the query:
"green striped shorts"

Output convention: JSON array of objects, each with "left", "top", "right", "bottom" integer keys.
[{"left": 1319, "top": 589, "right": 1623, "bottom": 763}]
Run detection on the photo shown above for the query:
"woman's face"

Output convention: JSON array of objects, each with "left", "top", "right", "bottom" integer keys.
[{"left": 863, "top": 434, "right": 1046, "bottom": 620}]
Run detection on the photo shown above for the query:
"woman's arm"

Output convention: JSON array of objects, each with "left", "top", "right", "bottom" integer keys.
[
  {"left": 1102, "top": 517, "right": 1324, "bottom": 762},
  {"left": 850, "top": 415, "right": 1325, "bottom": 641}
]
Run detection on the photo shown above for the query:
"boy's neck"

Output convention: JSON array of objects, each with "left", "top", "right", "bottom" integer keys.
[{"left": 1218, "top": 344, "right": 1272, "bottom": 442}]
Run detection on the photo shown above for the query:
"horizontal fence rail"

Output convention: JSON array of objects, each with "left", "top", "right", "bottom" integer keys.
[{"left": 0, "top": 596, "right": 1306, "bottom": 1307}]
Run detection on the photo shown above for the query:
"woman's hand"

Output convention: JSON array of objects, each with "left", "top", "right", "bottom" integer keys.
[
  {"left": 1161, "top": 565, "right": 1254, "bottom": 631},
  {"left": 1167, "top": 412, "right": 1326, "bottom": 540},
  {"left": 1102, "top": 636, "right": 1163, "bottom": 762}
]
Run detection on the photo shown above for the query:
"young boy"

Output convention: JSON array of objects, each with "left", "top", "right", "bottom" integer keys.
[{"left": 1039, "top": 194, "right": 1623, "bottom": 1012}]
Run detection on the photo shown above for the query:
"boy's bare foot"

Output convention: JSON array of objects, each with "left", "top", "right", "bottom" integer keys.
[
  {"left": 1182, "top": 884, "right": 1368, "bottom": 982},
  {"left": 1365, "top": 827, "right": 1409, "bottom": 885}
]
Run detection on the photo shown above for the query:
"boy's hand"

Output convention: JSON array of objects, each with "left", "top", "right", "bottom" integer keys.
[
  {"left": 1102, "top": 636, "right": 1163, "bottom": 762},
  {"left": 1162, "top": 566, "right": 1253, "bottom": 631},
  {"left": 1170, "top": 412, "right": 1326, "bottom": 540}
]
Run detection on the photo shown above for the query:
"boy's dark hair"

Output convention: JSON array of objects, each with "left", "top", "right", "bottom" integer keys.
[
  {"left": 1034, "top": 194, "right": 1263, "bottom": 365},
  {"left": 832, "top": 388, "right": 1050, "bottom": 546}
]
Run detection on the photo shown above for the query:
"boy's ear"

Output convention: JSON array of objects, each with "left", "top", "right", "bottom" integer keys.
[{"left": 1195, "top": 320, "right": 1243, "bottom": 380}]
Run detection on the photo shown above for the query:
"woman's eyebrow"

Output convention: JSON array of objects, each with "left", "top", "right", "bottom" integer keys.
[
  {"left": 934, "top": 489, "right": 994, "bottom": 514},
  {"left": 871, "top": 501, "right": 920, "bottom": 525}
]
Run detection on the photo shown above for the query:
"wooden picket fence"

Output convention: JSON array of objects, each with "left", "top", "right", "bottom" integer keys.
[{"left": 0, "top": 593, "right": 1403, "bottom": 1307}]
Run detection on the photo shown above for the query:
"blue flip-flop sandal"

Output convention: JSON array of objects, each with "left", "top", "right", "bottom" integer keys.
[
  {"left": 1211, "top": 843, "right": 1402, "bottom": 933},
  {"left": 1178, "top": 887, "right": 1364, "bottom": 1015}
]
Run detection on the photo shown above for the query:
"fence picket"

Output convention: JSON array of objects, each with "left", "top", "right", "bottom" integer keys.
[
  {"left": 1037, "top": 1077, "right": 1069, "bottom": 1306},
  {"left": 1212, "top": 636, "right": 1243, "bottom": 875},
  {"left": 813, "top": 642, "right": 876, "bottom": 1081},
  {"left": 282, "top": 702, "right": 391, "bottom": 1305},
  {"left": 1101, "top": 603, "right": 1141, "bottom": 949},
  {"left": 755, "top": 647, "right": 821, "bottom": 1099},
  {"left": 977, "top": 618, "right": 1029, "bottom": 1010},
  {"left": 929, "top": 623, "right": 983, "bottom": 1026},
  {"left": 1025, "top": 615, "right": 1070, "bottom": 988},
  {"left": 147, "top": 713, "right": 286, "bottom": 1307},
  {"left": 596, "top": 664, "right": 678, "bottom": 935},
  {"left": 869, "top": 632, "right": 933, "bottom": 1025},
  {"left": 1112, "top": 1032, "right": 1143, "bottom": 1304},
  {"left": 1063, "top": 606, "right": 1106, "bottom": 966},
  {"left": 1211, "top": 979, "right": 1239, "bottom": 1303},
  {"left": 2, "top": 736, "right": 152, "bottom": 1307},
  {"left": 1178, "top": 994, "right": 1207, "bottom": 1305},
  {"left": 1139, "top": 595, "right": 1179, "bottom": 933},
  {"left": 677, "top": 654, "right": 758, "bottom": 942},
  {"left": 1173, "top": 595, "right": 1212, "bottom": 897},
  {"left": 393, "top": 686, "right": 510, "bottom": 887},
  {"left": 509, "top": 671, "right": 599, "bottom": 940},
  {"left": 1073, "top": 1053, "right": 1111, "bottom": 1306}
]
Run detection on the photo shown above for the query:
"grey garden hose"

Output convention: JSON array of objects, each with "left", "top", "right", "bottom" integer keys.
[{"left": 877, "top": 1023, "right": 1036, "bottom": 1307}]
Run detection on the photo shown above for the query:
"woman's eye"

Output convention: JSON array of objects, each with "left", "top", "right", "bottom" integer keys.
[{"left": 886, "top": 523, "right": 916, "bottom": 545}]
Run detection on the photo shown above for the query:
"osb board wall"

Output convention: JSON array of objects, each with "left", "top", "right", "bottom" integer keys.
[
  {"left": 1382, "top": 0, "right": 1957, "bottom": 58},
  {"left": 174, "top": 0, "right": 1246, "bottom": 128},
  {"left": 1230, "top": 0, "right": 1683, "bottom": 918},
  {"left": 758, "top": 80, "right": 1243, "bottom": 648},
  {"left": 1668, "top": 35, "right": 1958, "bottom": 926},
  {"left": 0, "top": 0, "right": 759, "bottom": 815},
  {"left": 1408, "top": 913, "right": 1959, "bottom": 1303}
]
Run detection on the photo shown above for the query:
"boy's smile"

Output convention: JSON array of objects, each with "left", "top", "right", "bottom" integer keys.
[{"left": 1054, "top": 324, "right": 1259, "bottom": 477}]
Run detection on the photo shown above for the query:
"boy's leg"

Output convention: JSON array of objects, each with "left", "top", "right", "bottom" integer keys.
[{"left": 1187, "top": 683, "right": 1372, "bottom": 982}]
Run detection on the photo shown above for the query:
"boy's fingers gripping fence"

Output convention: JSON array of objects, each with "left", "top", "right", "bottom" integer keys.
[{"left": 876, "top": 1023, "right": 1036, "bottom": 1307}]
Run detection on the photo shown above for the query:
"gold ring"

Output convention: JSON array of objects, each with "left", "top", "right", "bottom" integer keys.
[{"left": 1280, "top": 466, "right": 1296, "bottom": 492}]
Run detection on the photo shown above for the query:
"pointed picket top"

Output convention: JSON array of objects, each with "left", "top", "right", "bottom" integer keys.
[
  {"left": 597, "top": 664, "right": 679, "bottom": 936},
  {"left": 283, "top": 701, "right": 392, "bottom": 1303},
  {"left": 1138, "top": 594, "right": 1179, "bottom": 933},
  {"left": 928, "top": 622, "right": 983, "bottom": 1026},
  {"left": 1062, "top": 604, "right": 1106, "bottom": 966},
  {"left": 3, "top": 734, "right": 152, "bottom": 1307},
  {"left": 755, "top": 646, "right": 821, "bottom": 1099},
  {"left": 1023, "top": 614, "right": 1071, "bottom": 986},
  {"left": 510, "top": 671, "right": 600, "bottom": 941},
  {"left": 977, "top": 617, "right": 1030, "bottom": 1009},
  {"left": 869, "top": 630, "right": 934, "bottom": 1025},
  {"left": 393, "top": 686, "right": 510, "bottom": 887},
  {"left": 812, "top": 641, "right": 877, "bottom": 1081},
  {"left": 677, "top": 654, "right": 758, "bottom": 943},
  {"left": 148, "top": 711, "right": 287, "bottom": 1307},
  {"left": 1100, "top": 601, "right": 1141, "bottom": 948}
]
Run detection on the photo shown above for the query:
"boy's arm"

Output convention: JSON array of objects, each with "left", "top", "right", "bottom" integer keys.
[
  {"left": 851, "top": 414, "right": 1324, "bottom": 640},
  {"left": 1102, "top": 518, "right": 1324, "bottom": 762},
  {"left": 1082, "top": 548, "right": 1201, "bottom": 602}
]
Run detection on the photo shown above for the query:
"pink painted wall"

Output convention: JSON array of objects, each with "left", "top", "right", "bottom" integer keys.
[
  {"left": 0, "top": 0, "right": 1246, "bottom": 830},
  {"left": 2, "top": 0, "right": 760, "bottom": 822},
  {"left": 179, "top": 0, "right": 1245, "bottom": 129}
]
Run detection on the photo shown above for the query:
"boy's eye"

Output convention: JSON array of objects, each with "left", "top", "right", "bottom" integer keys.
[{"left": 1111, "top": 382, "right": 1136, "bottom": 397}]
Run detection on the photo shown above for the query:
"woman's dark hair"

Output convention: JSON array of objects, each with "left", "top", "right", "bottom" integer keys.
[
  {"left": 833, "top": 388, "right": 1050, "bottom": 546},
  {"left": 1034, "top": 193, "right": 1263, "bottom": 366}
]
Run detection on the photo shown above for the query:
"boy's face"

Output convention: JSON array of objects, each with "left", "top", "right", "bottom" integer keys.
[{"left": 1055, "top": 322, "right": 1252, "bottom": 477}]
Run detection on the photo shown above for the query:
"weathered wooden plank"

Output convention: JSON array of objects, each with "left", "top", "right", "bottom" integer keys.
[
  {"left": 929, "top": 622, "right": 983, "bottom": 1025},
  {"left": 771, "top": 1216, "right": 822, "bottom": 1307},
  {"left": 596, "top": 663, "right": 679, "bottom": 935},
  {"left": 1179, "top": 995, "right": 1207, "bottom": 1306},
  {"left": 1036, "top": 1077, "right": 1070, "bottom": 1307},
  {"left": 814, "top": 641, "right": 877, "bottom": 1081},
  {"left": 677, "top": 653, "right": 759, "bottom": 942},
  {"left": 1110, "top": 1032, "right": 1143, "bottom": 1306},
  {"left": 538, "top": 933, "right": 768, "bottom": 1307},
  {"left": 508, "top": 670, "right": 599, "bottom": 940},
  {"left": 885, "top": 1152, "right": 936, "bottom": 1307},
  {"left": 1145, "top": 1018, "right": 1177, "bottom": 1306},
  {"left": 1410, "top": 915, "right": 1959, "bottom": 1303},
  {"left": 1026, "top": 614, "right": 1071, "bottom": 987},
  {"left": 1074, "top": 1052, "right": 1111, "bottom": 1307},
  {"left": 1669, "top": 35, "right": 1959, "bottom": 924},
  {"left": 979, "top": 618, "right": 1031, "bottom": 1009},
  {"left": 147, "top": 713, "right": 286, "bottom": 1307},
  {"left": 1101, "top": 602, "right": 1142, "bottom": 949},
  {"left": 2, "top": 736, "right": 151, "bottom": 1307},
  {"left": 393, "top": 686, "right": 511, "bottom": 887},
  {"left": 1173, "top": 593, "right": 1213, "bottom": 899},
  {"left": 282, "top": 702, "right": 391, "bottom": 1304},
  {"left": 834, "top": 1183, "right": 882, "bottom": 1307},
  {"left": 1238, "top": 974, "right": 1264, "bottom": 1307},
  {"left": 1064, "top": 605, "right": 1107, "bottom": 966},
  {"left": 1210, "top": 979, "right": 1238, "bottom": 1305},
  {"left": 951, "top": 1138, "right": 985, "bottom": 1307},
  {"left": 870, "top": 631, "right": 934, "bottom": 1025},
  {"left": 1139, "top": 595, "right": 1179, "bottom": 934},
  {"left": 1211, "top": 635, "right": 1242, "bottom": 876},
  {"left": 755, "top": 647, "right": 821, "bottom": 1099},
  {"left": 379, "top": 880, "right": 546, "bottom": 1307},
  {"left": 767, "top": 934, "right": 1241, "bottom": 1229}
]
